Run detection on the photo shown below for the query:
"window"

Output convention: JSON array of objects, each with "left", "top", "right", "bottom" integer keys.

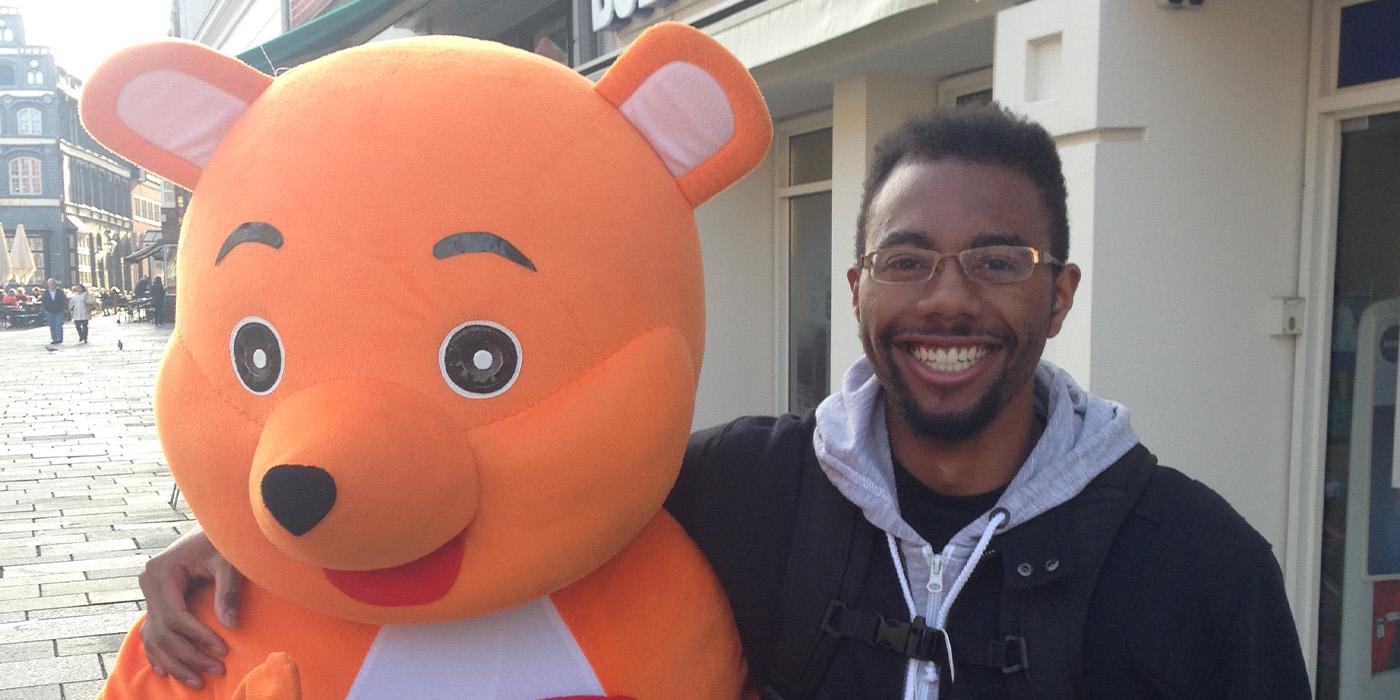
[
  {"left": 9, "top": 156, "right": 41, "bottom": 194},
  {"left": 1339, "top": 0, "right": 1400, "bottom": 88},
  {"left": 26, "top": 69, "right": 42, "bottom": 85},
  {"left": 777, "top": 119, "right": 834, "bottom": 415},
  {"left": 26, "top": 233, "right": 44, "bottom": 281},
  {"left": 1, "top": 29, "right": 13, "bottom": 43},
  {"left": 16, "top": 107, "right": 40, "bottom": 135},
  {"left": 0, "top": 65, "right": 12, "bottom": 85},
  {"left": 939, "top": 68, "right": 994, "bottom": 108}
]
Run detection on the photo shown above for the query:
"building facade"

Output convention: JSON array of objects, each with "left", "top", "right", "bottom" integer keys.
[
  {"left": 175, "top": 0, "right": 1400, "bottom": 695},
  {"left": 0, "top": 7, "right": 148, "bottom": 290}
]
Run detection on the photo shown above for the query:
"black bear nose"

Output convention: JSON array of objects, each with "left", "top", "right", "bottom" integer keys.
[{"left": 261, "top": 465, "right": 336, "bottom": 536}]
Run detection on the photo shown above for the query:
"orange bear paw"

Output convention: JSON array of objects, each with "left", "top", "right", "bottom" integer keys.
[{"left": 231, "top": 652, "right": 302, "bottom": 700}]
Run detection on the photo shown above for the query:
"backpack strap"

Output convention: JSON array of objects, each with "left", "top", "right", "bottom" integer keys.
[
  {"left": 757, "top": 416, "right": 878, "bottom": 700},
  {"left": 995, "top": 444, "right": 1160, "bottom": 699}
]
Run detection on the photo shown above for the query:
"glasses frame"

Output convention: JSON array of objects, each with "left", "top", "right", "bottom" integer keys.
[{"left": 858, "top": 245, "right": 1065, "bottom": 285}]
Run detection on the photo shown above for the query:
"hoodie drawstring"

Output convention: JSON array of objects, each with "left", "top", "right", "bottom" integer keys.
[
  {"left": 890, "top": 508, "right": 1009, "bottom": 700},
  {"left": 936, "top": 509, "right": 1007, "bottom": 628}
]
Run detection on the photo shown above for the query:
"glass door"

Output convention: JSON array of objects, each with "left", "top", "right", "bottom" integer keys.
[{"left": 1317, "top": 110, "right": 1400, "bottom": 699}]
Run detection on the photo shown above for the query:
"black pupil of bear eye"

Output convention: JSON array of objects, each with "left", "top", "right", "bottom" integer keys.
[
  {"left": 233, "top": 322, "right": 282, "bottom": 393},
  {"left": 444, "top": 325, "right": 518, "bottom": 395}
]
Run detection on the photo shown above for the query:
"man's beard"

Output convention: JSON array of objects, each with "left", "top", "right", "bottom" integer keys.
[{"left": 877, "top": 323, "right": 1023, "bottom": 442}]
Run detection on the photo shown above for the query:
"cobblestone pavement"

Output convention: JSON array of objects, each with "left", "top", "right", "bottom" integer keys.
[{"left": 0, "top": 314, "right": 193, "bottom": 699}]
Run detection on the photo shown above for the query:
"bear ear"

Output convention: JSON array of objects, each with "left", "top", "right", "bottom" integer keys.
[
  {"left": 80, "top": 41, "right": 273, "bottom": 190},
  {"left": 595, "top": 22, "right": 771, "bottom": 208}
]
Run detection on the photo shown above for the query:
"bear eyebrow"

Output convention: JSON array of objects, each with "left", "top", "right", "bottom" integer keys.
[
  {"left": 216, "top": 222, "right": 284, "bottom": 265},
  {"left": 432, "top": 232, "right": 536, "bottom": 271}
]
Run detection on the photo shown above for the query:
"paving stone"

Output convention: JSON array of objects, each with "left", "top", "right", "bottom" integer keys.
[
  {"left": 38, "top": 540, "right": 134, "bottom": 558},
  {"left": 0, "top": 594, "right": 87, "bottom": 614},
  {"left": 0, "top": 685, "right": 61, "bottom": 700},
  {"left": 0, "top": 612, "right": 140, "bottom": 644},
  {"left": 0, "top": 640, "right": 53, "bottom": 663},
  {"left": 85, "top": 567, "right": 146, "bottom": 580},
  {"left": 0, "top": 573, "right": 84, "bottom": 587},
  {"left": 0, "top": 654, "right": 102, "bottom": 689},
  {"left": 0, "top": 544, "right": 37, "bottom": 560},
  {"left": 85, "top": 589, "right": 142, "bottom": 606},
  {"left": 1, "top": 555, "right": 149, "bottom": 578},
  {"left": 133, "top": 532, "right": 180, "bottom": 549},
  {"left": 55, "top": 634, "right": 124, "bottom": 656},
  {"left": 0, "top": 585, "right": 39, "bottom": 601},
  {"left": 28, "top": 602, "right": 140, "bottom": 620},
  {"left": 60, "top": 680, "right": 103, "bottom": 700},
  {"left": 40, "top": 578, "right": 136, "bottom": 597},
  {"left": 0, "top": 318, "right": 173, "bottom": 692}
]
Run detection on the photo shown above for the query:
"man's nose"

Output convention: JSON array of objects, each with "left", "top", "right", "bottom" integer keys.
[{"left": 916, "top": 254, "right": 981, "bottom": 312}]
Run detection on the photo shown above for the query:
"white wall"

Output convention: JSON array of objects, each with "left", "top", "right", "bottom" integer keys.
[
  {"left": 692, "top": 149, "right": 778, "bottom": 430},
  {"left": 997, "top": 0, "right": 1311, "bottom": 558}
]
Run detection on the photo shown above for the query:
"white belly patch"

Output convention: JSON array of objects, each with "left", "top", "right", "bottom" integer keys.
[{"left": 344, "top": 596, "right": 606, "bottom": 699}]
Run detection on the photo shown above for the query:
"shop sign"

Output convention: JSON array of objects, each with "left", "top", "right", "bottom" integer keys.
[{"left": 591, "top": 0, "right": 678, "bottom": 32}]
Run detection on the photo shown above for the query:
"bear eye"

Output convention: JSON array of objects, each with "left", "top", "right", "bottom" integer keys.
[
  {"left": 230, "top": 317, "right": 284, "bottom": 395},
  {"left": 439, "top": 321, "right": 521, "bottom": 398}
]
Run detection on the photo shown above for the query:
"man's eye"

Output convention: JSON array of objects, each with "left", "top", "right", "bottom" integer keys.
[
  {"left": 883, "top": 254, "right": 930, "bottom": 271},
  {"left": 978, "top": 256, "right": 1018, "bottom": 272}
]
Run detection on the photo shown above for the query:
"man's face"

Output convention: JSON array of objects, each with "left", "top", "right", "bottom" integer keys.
[
  {"left": 848, "top": 158, "right": 1079, "bottom": 441},
  {"left": 47, "top": 280, "right": 56, "bottom": 291}
]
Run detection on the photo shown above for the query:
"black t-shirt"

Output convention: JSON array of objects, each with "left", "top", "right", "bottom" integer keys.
[{"left": 891, "top": 454, "right": 1006, "bottom": 551}]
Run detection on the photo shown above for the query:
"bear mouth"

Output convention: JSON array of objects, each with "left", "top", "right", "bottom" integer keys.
[{"left": 323, "top": 529, "right": 466, "bottom": 606}]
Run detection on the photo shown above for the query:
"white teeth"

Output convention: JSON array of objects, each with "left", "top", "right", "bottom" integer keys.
[{"left": 911, "top": 345, "right": 988, "bottom": 373}]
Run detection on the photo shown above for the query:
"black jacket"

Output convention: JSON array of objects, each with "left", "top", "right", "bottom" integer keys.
[
  {"left": 40, "top": 288, "right": 67, "bottom": 313},
  {"left": 665, "top": 413, "right": 1311, "bottom": 699}
]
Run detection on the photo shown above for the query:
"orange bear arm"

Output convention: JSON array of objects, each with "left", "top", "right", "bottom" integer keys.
[{"left": 551, "top": 512, "right": 748, "bottom": 700}]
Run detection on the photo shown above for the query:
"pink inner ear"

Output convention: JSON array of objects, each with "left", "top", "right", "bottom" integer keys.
[
  {"left": 618, "top": 61, "right": 735, "bottom": 179},
  {"left": 116, "top": 69, "right": 252, "bottom": 168}
]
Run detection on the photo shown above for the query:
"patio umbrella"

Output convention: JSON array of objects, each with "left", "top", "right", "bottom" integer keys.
[
  {"left": 9, "top": 223, "right": 36, "bottom": 285},
  {"left": 0, "top": 226, "right": 12, "bottom": 285}
]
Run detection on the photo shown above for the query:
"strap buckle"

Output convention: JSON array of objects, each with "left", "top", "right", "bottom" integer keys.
[
  {"left": 1000, "top": 635, "right": 1030, "bottom": 674},
  {"left": 822, "top": 601, "right": 952, "bottom": 668}
]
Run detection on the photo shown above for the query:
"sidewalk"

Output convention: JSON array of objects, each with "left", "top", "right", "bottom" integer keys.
[{"left": 0, "top": 314, "right": 194, "bottom": 699}]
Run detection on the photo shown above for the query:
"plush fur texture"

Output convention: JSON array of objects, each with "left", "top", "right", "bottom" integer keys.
[{"left": 82, "top": 22, "right": 770, "bottom": 699}]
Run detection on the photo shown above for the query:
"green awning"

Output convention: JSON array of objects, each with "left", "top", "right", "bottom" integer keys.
[{"left": 237, "top": 0, "right": 411, "bottom": 74}]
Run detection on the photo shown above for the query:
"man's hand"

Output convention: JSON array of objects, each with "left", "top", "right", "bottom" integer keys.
[{"left": 138, "top": 527, "right": 244, "bottom": 689}]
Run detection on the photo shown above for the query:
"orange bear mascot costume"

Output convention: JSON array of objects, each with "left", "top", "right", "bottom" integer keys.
[{"left": 80, "top": 21, "right": 770, "bottom": 700}]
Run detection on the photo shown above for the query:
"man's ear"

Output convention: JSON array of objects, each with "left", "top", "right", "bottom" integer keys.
[
  {"left": 1046, "top": 263, "right": 1080, "bottom": 337},
  {"left": 847, "top": 265, "right": 861, "bottom": 317},
  {"left": 80, "top": 41, "right": 272, "bottom": 190},
  {"left": 595, "top": 22, "right": 771, "bottom": 208}
]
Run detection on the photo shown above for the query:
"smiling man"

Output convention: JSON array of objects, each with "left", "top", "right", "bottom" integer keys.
[{"left": 138, "top": 107, "right": 1310, "bottom": 698}]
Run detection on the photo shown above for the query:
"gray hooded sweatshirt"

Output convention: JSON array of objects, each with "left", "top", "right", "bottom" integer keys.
[{"left": 813, "top": 357, "right": 1140, "bottom": 700}]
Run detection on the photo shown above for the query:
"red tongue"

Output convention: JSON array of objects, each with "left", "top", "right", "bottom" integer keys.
[{"left": 324, "top": 530, "right": 465, "bottom": 606}]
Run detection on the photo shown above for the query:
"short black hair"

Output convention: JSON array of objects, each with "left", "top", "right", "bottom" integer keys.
[{"left": 855, "top": 104, "right": 1068, "bottom": 263}]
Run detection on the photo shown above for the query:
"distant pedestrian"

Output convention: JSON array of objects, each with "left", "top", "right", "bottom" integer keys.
[
  {"left": 69, "top": 284, "right": 94, "bottom": 344},
  {"left": 135, "top": 277, "right": 150, "bottom": 299},
  {"left": 150, "top": 276, "right": 165, "bottom": 326},
  {"left": 39, "top": 278, "right": 67, "bottom": 344}
]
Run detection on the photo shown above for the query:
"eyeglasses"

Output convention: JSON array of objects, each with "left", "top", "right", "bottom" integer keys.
[{"left": 859, "top": 245, "right": 1064, "bottom": 285}]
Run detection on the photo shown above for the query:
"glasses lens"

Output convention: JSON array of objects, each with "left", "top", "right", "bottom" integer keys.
[
  {"left": 962, "top": 246, "right": 1035, "bottom": 284},
  {"left": 871, "top": 249, "right": 936, "bottom": 283}
]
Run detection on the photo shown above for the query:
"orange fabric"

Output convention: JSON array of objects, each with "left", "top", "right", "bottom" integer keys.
[
  {"left": 553, "top": 512, "right": 748, "bottom": 699},
  {"left": 231, "top": 653, "right": 302, "bottom": 700},
  {"left": 99, "top": 583, "right": 376, "bottom": 699},
  {"left": 82, "top": 20, "right": 771, "bottom": 698}
]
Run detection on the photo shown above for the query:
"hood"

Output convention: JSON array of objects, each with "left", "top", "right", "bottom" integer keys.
[{"left": 813, "top": 356, "right": 1139, "bottom": 614}]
